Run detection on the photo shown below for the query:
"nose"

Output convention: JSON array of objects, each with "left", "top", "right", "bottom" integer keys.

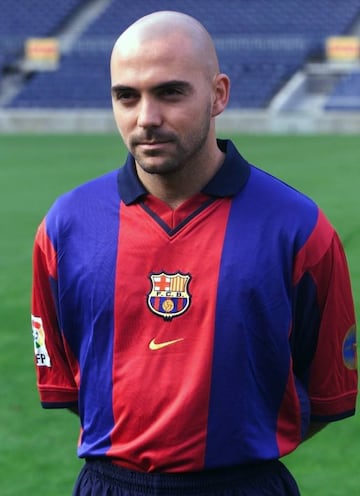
[{"left": 137, "top": 96, "right": 162, "bottom": 128}]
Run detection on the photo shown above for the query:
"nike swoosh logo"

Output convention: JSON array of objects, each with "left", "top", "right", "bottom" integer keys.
[{"left": 149, "top": 338, "right": 184, "bottom": 350}]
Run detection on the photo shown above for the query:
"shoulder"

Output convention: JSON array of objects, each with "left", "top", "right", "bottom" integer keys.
[
  {"left": 50, "top": 170, "right": 118, "bottom": 212},
  {"left": 57, "top": 169, "right": 118, "bottom": 205},
  {"left": 237, "top": 164, "right": 319, "bottom": 231},
  {"left": 248, "top": 165, "right": 316, "bottom": 212},
  {"left": 45, "top": 170, "right": 120, "bottom": 236}
]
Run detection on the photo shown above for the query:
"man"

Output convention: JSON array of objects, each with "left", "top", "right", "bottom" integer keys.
[{"left": 31, "top": 10, "right": 357, "bottom": 496}]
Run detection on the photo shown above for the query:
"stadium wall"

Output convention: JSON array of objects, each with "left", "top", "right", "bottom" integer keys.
[{"left": 1, "top": 109, "right": 360, "bottom": 134}]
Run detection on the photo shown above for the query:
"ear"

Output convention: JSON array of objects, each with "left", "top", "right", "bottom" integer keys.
[{"left": 211, "top": 73, "right": 230, "bottom": 117}]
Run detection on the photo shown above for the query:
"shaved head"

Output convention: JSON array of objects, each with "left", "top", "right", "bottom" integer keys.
[
  {"left": 109, "top": 10, "right": 230, "bottom": 204},
  {"left": 111, "top": 11, "right": 220, "bottom": 80}
]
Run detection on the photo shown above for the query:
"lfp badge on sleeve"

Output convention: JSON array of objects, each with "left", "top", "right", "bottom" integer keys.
[
  {"left": 31, "top": 314, "right": 51, "bottom": 367},
  {"left": 147, "top": 272, "right": 191, "bottom": 320}
]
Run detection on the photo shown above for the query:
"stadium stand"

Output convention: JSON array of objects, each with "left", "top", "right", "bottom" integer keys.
[
  {"left": 1, "top": 0, "right": 360, "bottom": 110},
  {"left": 0, "top": 0, "right": 82, "bottom": 35},
  {"left": 0, "top": 0, "right": 83, "bottom": 58},
  {"left": 324, "top": 70, "right": 360, "bottom": 110}
]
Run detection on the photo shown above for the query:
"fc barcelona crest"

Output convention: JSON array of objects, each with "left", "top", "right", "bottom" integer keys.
[{"left": 147, "top": 272, "right": 191, "bottom": 320}]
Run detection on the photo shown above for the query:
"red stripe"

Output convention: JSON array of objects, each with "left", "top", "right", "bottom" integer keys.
[{"left": 109, "top": 198, "right": 231, "bottom": 472}]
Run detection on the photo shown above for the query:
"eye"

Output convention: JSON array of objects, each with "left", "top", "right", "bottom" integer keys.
[
  {"left": 157, "top": 82, "right": 192, "bottom": 100},
  {"left": 112, "top": 88, "right": 138, "bottom": 103},
  {"left": 156, "top": 86, "right": 186, "bottom": 102},
  {"left": 161, "top": 87, "right": 182, "bottom": 96}
]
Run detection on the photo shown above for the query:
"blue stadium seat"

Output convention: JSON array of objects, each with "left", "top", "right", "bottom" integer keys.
[
  {"left": 0, "top": 0, "right": 81, "bottom": 36},
  {"left": 2, "top": 0, "right": 360, "bottom": 109},
  {"left": 0, "top": 1, "right": 82, "bottom": 60},
  {"left": 324, "top": 71, "right": 360, "bottom": 110},
  {"left": 8, "top": 52, "right": 111, "bottom": 109}
]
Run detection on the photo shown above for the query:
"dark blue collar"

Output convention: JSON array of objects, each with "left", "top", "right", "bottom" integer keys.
[{"left": 117, "top": 139, "right": 250, "bottom": 205}]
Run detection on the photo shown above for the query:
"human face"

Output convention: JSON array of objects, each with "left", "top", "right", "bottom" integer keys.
[{"left": 111, "top": 36, "right": 215, "bottom": 176}]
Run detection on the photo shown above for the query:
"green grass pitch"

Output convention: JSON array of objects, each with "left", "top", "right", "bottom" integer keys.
[{"left": 0, "top": 133, "right": 359, "bottom": 495}]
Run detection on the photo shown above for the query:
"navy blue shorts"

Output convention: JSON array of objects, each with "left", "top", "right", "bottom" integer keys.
[{"left": 72, "top": 459, "right": 300, "bottom": 496}]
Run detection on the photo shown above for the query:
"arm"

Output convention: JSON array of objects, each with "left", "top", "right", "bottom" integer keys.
[
  {"left": 292, "top": 210, "right": 357, "bottom": 433},
  {"left": 31, "top": 219, "right": 79, "bottom": 409},
  {"left": 307, "top": 227, "right": 357, "bottom": 421}
]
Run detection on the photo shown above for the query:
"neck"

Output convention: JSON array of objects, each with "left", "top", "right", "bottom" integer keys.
[{"left": 135, "top": 142, "right": 225, "bottom": 209}]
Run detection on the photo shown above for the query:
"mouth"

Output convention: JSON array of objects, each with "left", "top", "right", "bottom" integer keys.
[
  {"left": 138, "top": 139, "right": 171, "bottom": 145},
  {"left": 133, "top": 132, "right": 175, "bottom": 146},
  {"left": 137, "top": 140, "right": 172, "bottom": 152}
]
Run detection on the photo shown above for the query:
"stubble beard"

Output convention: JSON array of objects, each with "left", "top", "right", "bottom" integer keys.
[{"left": 130, "top": 108, "right": 212, "bottom": 177}]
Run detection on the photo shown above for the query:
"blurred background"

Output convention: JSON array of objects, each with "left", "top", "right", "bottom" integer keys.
[
  {"left": 0, "top": 0, "right": 360, "bottom": 132},
  {"left": 0, "top": 1, "right": 359, "bottom": 495}
]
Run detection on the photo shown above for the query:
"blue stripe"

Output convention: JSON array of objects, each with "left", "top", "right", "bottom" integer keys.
[
  {"left": 47, "top": 171, "right": 120, "bottom": 456},
  {"left": 205, "top": 166, "right": 318, "bottom": 467}
]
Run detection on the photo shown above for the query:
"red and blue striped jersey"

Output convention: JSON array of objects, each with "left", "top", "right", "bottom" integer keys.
[{"left": 31, "top": 139, "right": 357, "bottom": 472}]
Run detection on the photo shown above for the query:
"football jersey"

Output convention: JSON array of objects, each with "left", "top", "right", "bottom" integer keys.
[{"left": 31, "top": 139, "right": 357, "bottom": 472}]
